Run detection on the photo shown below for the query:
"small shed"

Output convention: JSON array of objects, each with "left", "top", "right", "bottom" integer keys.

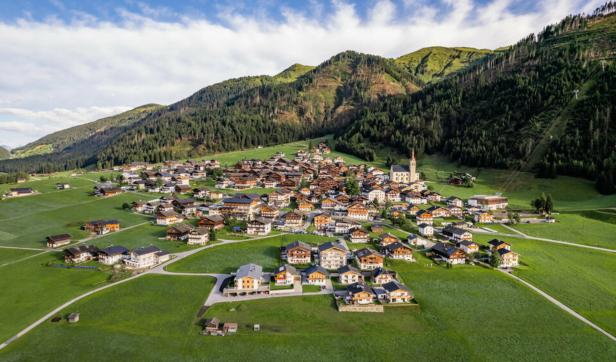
[
  {"left": 253, "top": 324, "right": 260, "bottom": 332},
  {"left": 204, "top": 317, "right": 220, "bottom": 335},
  {"left": 67, "top": 313, "right": 80, "bottom": 323}
]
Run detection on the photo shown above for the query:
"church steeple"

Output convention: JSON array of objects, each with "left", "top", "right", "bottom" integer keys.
[{"left": 409, "top": 148, "right": 417, "bottom": 182}]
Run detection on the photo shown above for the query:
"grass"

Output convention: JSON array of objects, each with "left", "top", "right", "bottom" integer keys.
[
  {"left": 3, "top": 256, "right": 616, "bottom": 360},
  {"left": 0, "top": 251, "right": 111, "bottom": 343},
  {"left": 0, "top": 191, "right": 150, "bottom": 248},
  {"left": 301, "top": 285, "right": 321, "bottom": 293},
  {"left": 0, "top": 275, "right": 215, "bottom": 361},
  {"left": 87, "top": 223, "right": 194, "bottom": 252},
  {"left": 474, "top": 233, "right": 616, "bottom": 336},
  {"left": 167, "top": 234, "right": 334, "bottom": 274},
  {"left": 511, "top": 210, "right": 616, "bottom": 249},
  {"left": 0, "top": 248, "right": 41, "bottom": 266}
]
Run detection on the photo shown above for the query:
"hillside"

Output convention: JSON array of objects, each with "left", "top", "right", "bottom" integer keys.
[
  {"left": 337, "top": 6, "right": 616, "bottom": 193},
  {"left": 0, "top": 146, "right": 9, "bottom": 160},
  {"left": 395, "top": 46, "right": 493, "bottom": 83},
  {"left": 272, "top": 63, "right": 316, "bottom": 83},
  {"left": 12, "top": 104, "right": 163, "bottom": 158}
]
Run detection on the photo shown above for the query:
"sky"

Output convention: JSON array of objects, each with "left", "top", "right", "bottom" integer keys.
[{"left": 0, "top": 0, "right": 604, "bottom": 148}]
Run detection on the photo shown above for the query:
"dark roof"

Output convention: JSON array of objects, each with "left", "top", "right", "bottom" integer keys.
[
  {"left": 276, "top": 264, "right": 298, "bottom": 275},
  {"left": 87, "top": 220, "right": 119, "bottom": 225},
  {"left": 347, "top": 282, "right": 374, "bottom": 295},
  {"left": 47, "top": 234, "right": 72, "bottom": 242},
  {"left": 431, "top": 242, "right": 464, "bottom": 258},
  {"left": 382, "top": 281, "right": 410, "bottom": 293},
  {"left": 383, "top": 242, "right": 412, "bottom": 253},
  {"left": 488, "top": 239, "right": 509, "bottom": 247},
  {"left": 391, "top": 165, "right": 409, "bottom": 172},
  {"left": 338, "top": 265, "right": 361, "bottom": 274},
  {"left": 303, "top": 265, "right": 329, "bottom": 276},
  {"left": 286, "top": 240, "right": 312, "bottom": 250},
  {"left": 9, "top": 188, "right": 33, "bottom": 193},
  {"left": 132, "top": 245, "right": 161, "bottom": 255},
  {"left": 355, "top": 248, "right": 383, "bottom": 258},
  {"left": 168, "top": 223, "right": 193, "bottom": 233},
  {"left": 100, "top": 245, "right": 128, "bottom": 256},
  {"left": 318, "top": 241, "right": 346, "bottom": 252}
]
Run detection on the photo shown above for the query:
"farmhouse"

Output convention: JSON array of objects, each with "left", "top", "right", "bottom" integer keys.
[
  {"left": 83, "top": 220, "right": 120, "bottom": 235},
  {"left": 303, "top": 265, "right": 330, "bottom": 286},
  {"left": 232, "top": 263, "right": 266, "bottom": 291},
  {"left": 416, "top": 210, "right": 433, "bottom": 225},
  {"left": 187, "top": 227, "right": 209, "bottom": 245},
  {"left": 260, "top": 205, "right": 280, "bottom": 219},
  {"left": 349, "top": 228, "right": 369, "bottom": 243},
  {"left": 98, "top": 246, "right": 129, "bottom": 265},
  {"left": 285, "top": 241, "right": 312, "bottom": 265},
  {"left": 431, "top": 242, "right": 467, "bottom": 264},
  {"left": 488, "top": 239, "right": 511, "bottom": 252},
  {"left": 124, "top": 246, "right": 170, "bottom": 269},
  {"left": 468, "top": 195, "right": 508, "bottom": 211},
  {"left": 379, "top": 233, "right": 400, "bottom": 247},
  {"left": 156, "top": 210, "right": 184, "bottom": 226},
  {"left": 442, "top": 225, "right": 473, "bottom": 242},
  {"left": 382, "top": 281, "right": 413, "bottom": 303},
  {"left": 198, "top": 215, "right": 225, "bottom": 230},
  {"left": 318, "top": 241, "right": 348, "bottom": 269},
  {"left": 222, "top": 194, "right": 261, "bottom": 220},
  {"left": 346, "top": 203, "right": 369, "bottom": 221},
  {"left": 46, "top": 234, "right": 72, "bottom": 248},
  {"left": 344, "top": 283, "right": 376, "bottom": 305},
  {"left": 474, "top": 212, "right": 494, "bottom": 224},
  {"left": 338, "top": 265, "right": 363, "bottom": 285},
  {"left": 283, "top": 211, "right": 304, "bottom": 229},
  {"left": 372, "top": 268, "right": 397, "bottom": 285},
  {"left": 64, "top": 245, "right": 98, "bottom": 263},
  {"left": 166, "top": 223, "right": 193, "bottom": 241},
  {"left": 458, "top": 240, "right": 480, "bottom": 254},
  {"left": 355, "top": 248, "right": 384, "bottom": 270},
  {"left": 100, "top": 187, "right": 123, "bottom": 197},
  {"left": 382, "top": 242, "right": 414, "bottom": 261},
  {"left": 498, "top": 249, "right": 520, "bottom": 268},
  {"left": 5, "top": 188, "right": 35, "bottom": 197},
  {"left": 247, "top": 218, "right": 272, "bottom": 236},
  {"left": 313, "top": 213, "right": 332, "bottom": 231}
]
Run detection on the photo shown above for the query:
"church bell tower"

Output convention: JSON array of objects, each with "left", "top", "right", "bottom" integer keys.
[{"left": 409, "top": 149, "right": 417, "bottom": 182}]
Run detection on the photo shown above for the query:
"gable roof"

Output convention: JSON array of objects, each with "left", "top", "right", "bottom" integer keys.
[{"left": 236, "top": 263, "right": 263, "bottom": 279}]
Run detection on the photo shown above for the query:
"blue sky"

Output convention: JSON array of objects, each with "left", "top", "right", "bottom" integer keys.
[{"left": 0, "top": 0, "right": 603, "bottom": 147}]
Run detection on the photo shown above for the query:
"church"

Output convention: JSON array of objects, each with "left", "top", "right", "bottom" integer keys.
[{"left": 390, "top": 150, "right": 419, "bottom": 184}]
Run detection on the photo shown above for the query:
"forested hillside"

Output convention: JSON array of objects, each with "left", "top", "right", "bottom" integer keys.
[
  {"left": 0, "top": 146, "right": 9, "bottom": 160},
  {"left": 336, "top": 5, "right": 616, "bottom": 193}
]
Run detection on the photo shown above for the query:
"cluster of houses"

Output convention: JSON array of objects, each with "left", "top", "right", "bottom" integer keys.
[{"left": 63, "top": 244, "right": 170, "bottom": 269}]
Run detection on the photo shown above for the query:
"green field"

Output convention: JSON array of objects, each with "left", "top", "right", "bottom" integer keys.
[
  {"left": 2, "top": 257, "right": 615, "bottom": 361},
  {"left": 0, "top": 248, "right": 41, "bottom": 266},
  {"left": 87, "top": 223, "right": 194, "bottom": 252},
  {"left": 511, "top": 210, "right": 616, "bottom": 249},
  {"left": 474, "top": 233, "right": 616, "bottom": 336},
  {"left": 167, "top": 234, "right": 334, "bottom": 273},
  {"left": 0, "top": 251, "right": 111, "bottom": 343}
]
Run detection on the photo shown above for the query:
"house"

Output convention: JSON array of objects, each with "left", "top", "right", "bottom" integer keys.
[
  {"left": 198, "top": 215, "right": 225, "bottom": 230},
  {"left": 100, "top": 187, "right": 123, "bottom": 197},
  {"left": 468, "top": 195, "right": 508, "bottom": 210},
  {"left": 318, "top": 241, "right": 348, "bottom": 270},
  {"left": 458, "top": 240, "right": 480, "bottom": 255},
  {"left": 166, "top": 223, "right": 193, "bottom": 241},
  {"left": 83, "top": 220, "right": 120, "bottom": 235},
  {"left": 346, "top": 202, "right": 369, "bottom": 221},
  {"left": 379, "top": 233, "right": 400, "bottom": 247},
  {"left": 5, "top": 188, "right": 35, "bottom": 197},
  {"left": 313, "top": 213, "right": 332, "bottom": 231},
  {"left": 282, "top": 211, "right": 303, "bottom": 229},
  {"left": 418, "top": 223, "right": 434, "bottom": 237},
  {"left": 372, "top": 268, "right": 397, "bottom": 285},
  {"left": 268, "top": 189, "right": 291, "bottom": 208},
  {"left": 382, "top": 281, "right": 413, "bottom": 303},
  {"left": 303, "top": 265, "right": 329, "bottom": 286},
  {"left": 56, "top": 183, "right": 71, "bottom": 190},
  {"left": 156, "top": 210, "right": 183, "bottom": 226},
  {"left": 428, "top": 205, "right": 450, "bottom": 218},
  {"left": 345, "top": 283, "right": 376, "bottom": 305},
  {"left": 488, "top": 239, "right": 511, "bottom": 253},
  {"left": 247, "top": 218, "right": 272, "bottom": 236},
  {"left": 431, "top": 242, "right": 466, "bottom": 264},
  {"left": 407, "top": 234, "right": 429, "bottom": 247},
  {"left": 349, "top": 229, "right": 369, "bottom": 243},
  {"left": 187, "top": 227, "right": 209, "bottom": 245},
  {"left": 222, "top": 194, "right": 261, "bottom": 220},
  {"left": 231, "top": 263, "right": 266, "bottom": 292},
  {"left": 285, "top": 241, "right": 313, "bottom": 265},
  {"left": 338, "top": 265, "right": 363, "bottom": 285},
  {"left": 367, "top": 189, "right": 386, "bottom": 204},
  {"left": 474, "top": 212, "right": 494, "bottom": 224},
  {"left": 204, "top": 318, "right": 221, "bottom": 335},
  {"left": 223, "top": 322, "right": 238, "bottom": 335},
  {"left": 383, "top": 242, "right": 414, "bottom": 261},
  {"left": 260, "top": 205, "right": 280, "bottom": 219},
  {"left": 273, "top": 264, "right": 299, "bottom": 286},
  {"left": 124, "top": 246, "right": 170, "bottom": 269},
  {"left": 355, "top": 248, "right": 384, "bottom": 270},
  {"left": 46, "top": 234, "right": 72, "bottom": 248},
  {"left": 442, "top": 225, "right": 473, "bottom": 242},
  {"left": 297, "top": 201, "right": 314, "bottom": 213},
  {"left": 416, "top": 210, "right": 433, "bottom": 225},
  {"left": 64, "top": 245, "right": 98, "bottom": 263},
  {"left": 498, "top": 249, "right": 520, "bottom": 268},
  {"left": 446, "top": 197, "right": 464, "bottom": 208},
  {"left": 98, "top": 246, "right": 129, "bottom": 265},
  {"left": 320, "top": 198, "right": 338, "bottom": 210}
]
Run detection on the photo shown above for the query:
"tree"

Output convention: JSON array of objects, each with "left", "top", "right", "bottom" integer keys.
[
  {"left": 345, "top": 176, "right": 360, "bottom": 195},
  {"left": 490, "top": 250, "right": 502, "bottom": 268},
  {"left": 544, "top": 194, "right": 554, "bottom": 214},
  {"left": 99, "top": 175, "right": 108, "bottom": 182},
  {"left": 385, "top": 155, "right": 397, "bottom": 168},
  {"left": 122, "top": 202, "right": 131, "bottom": 210},
  {"left": 531, "top": 193, "right": 547, "bottom": 213},
  {"left": 209, "top": 229, "right": 217, "bottom": 241}
]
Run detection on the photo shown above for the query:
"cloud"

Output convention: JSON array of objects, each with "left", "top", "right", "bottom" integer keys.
[{"left": 0, "top": 0, "right": 597, "bottom": 147}]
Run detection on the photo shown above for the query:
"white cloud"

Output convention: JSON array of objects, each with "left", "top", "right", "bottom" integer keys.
[{"left": 0, "top": 0, "right": 595, "bottom": 147}]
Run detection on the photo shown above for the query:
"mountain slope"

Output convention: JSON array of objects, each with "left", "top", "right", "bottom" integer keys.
[
  {"left": 0, "top": 146, "right": 9, "bottom": 160},
  {"left": 395, "top": 46, "right": 493, "bottom": 83},
  {"left": 337, "top": 6, "right": 616, "bottom": 192},
  {"left": 273, "top": 63, "right": 316, "bottom": 83},
  {"left": 12, "top": 104, "right": 163, "bottom": 158}
]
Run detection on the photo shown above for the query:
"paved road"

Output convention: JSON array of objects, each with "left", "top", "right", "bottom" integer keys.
[{"left": 499, "top": 269, "right": 616, "bottom": 343}]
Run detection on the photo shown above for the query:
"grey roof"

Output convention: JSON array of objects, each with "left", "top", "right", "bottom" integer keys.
[
  {"left": 276, "top": 264, "right": 298, "bottom": 275},
  {"left": 286, "top": 240, "right": 312, "bottom": 251},
  {"left": 318, "top": 241, "right": 346, "bottom": 252},
  {"left": 391, "top": 165, "right": 409, "bottom": 172},
  {"left": 236, "top": 263, "right": 263, "bottom": 279},
  {"left": 383, "top": 242, "right": 412, "bottom": 253},
  {"left": 133, "top": 245, "right": 162, "bottom": 256},
  {"left": 303, "top": 265, "right": 329, "bottom": 276},
  {"left": 355, "top": 248, "right": 383, "bottom": 258},
  {"left": 338, "top": 265, "right": 361, "bottom": 274},
  {"left": 169, "top": 223, "right": 193, "bottom": 233},
  {"left": 431, "top": 242, "right": 462, "bottom": 258},
  {"left": 347, "top": 282, "right": 374, "bottom": 295}
]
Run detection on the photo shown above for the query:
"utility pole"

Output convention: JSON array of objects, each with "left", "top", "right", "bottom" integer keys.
[{"left": 573, "top": 89, "right": 580, "bottom": 100}]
